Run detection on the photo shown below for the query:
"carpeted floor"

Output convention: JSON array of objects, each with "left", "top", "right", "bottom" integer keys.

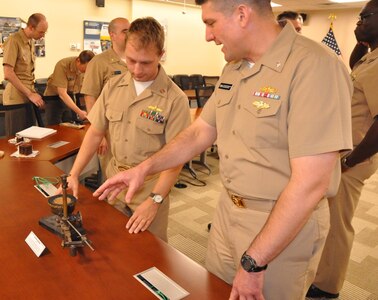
[{"left": 167, "top": 154, "right": 378, "bottom": 300}]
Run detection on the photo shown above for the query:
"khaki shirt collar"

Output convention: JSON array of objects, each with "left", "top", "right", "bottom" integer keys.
[
  {"left": 20, "top": 29, "right": 31, "bottom": 45},
  {"left": 116, "top": 65, "right": 169, "bottom": 101},
  {"left": 107, "top": 47, "right": 126, "bottom": 65},
  {"left": 69, "top": 57, "right": 80, "bottom": 74},
  {"left": 357, "top": 47, "right": 378, "bottom": 65},
  {"left": 231, "top": 25, "right": 297, "bottom": 78}
]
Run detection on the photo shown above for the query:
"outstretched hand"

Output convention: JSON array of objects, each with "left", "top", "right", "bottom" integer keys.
[{"left": 93, "top": 167, "right": 146, "bottom": 203}]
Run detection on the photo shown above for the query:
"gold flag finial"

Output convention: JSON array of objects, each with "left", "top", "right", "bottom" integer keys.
[{"left": 328, "top": 13, "right": 337, "bottom": 28}]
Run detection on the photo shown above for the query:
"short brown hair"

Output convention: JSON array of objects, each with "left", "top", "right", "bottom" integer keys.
[
  {"left": 126, "top": 17, "right": 165, "bottom": 55},
  {"left": 27, "top": 13, "right": 46, "bottom": 28},
  {"left": 78, "top": 50, "right": 95, "bottom": 64}
]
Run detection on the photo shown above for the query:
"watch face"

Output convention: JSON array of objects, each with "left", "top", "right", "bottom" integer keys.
[
  {"left": 152, "top": 194, "right": 163, "bottom": 203},
  {"left": 241, "top": 255, "right": 255, "bottom": 271}
]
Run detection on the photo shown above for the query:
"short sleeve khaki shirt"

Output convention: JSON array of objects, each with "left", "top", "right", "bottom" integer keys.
[
  {"left": 88, "top": 66, "right": 191, "bottom": 169},
  {"left": 350, "top": 48, "right": 378, "bottom": 146},
  {"left": 2, "top": 29, "right": 35, "bottom": 104},
  {"left": 80, "top": 48, "right": 127, "bottom": 98},
  {"left": 44, "top": 56, "right": 83, "bottom": 96},
  {"left": 201, "top": 25, "right": 353, "bottom": 200}
]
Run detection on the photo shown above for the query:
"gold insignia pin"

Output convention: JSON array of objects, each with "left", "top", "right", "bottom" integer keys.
[{"left": 253, "top": 100, "right": 270, "bottom": 111}]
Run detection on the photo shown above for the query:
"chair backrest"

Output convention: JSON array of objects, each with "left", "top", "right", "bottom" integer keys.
[
  {"left": 203, "top": 76, "right": 220, "bottom": 87},
  {"left": 34, "top": 78, "right": 48, "bottom": 96},
  {"left": 195, "top": 85, "right": 215, "bottom": 108},
  {"left": 189, "top": 74, "right": 205, "bottom": 89},
  {"left": 0, "top": 103, "right": 45, "bottom": 127},
  {"left": 173, "top": 74, "right": 191, "bottom": 90}
]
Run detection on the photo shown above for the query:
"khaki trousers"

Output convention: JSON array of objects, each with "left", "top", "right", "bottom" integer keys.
[
  {"left": 106, "top": 158, "right": 170, "bottom": 242},
  {"left": 313, "top": 155, "right": 378, "bottom": 294},
  {"left": 206, "top": 188, "right": 330, "bottom": 300}
]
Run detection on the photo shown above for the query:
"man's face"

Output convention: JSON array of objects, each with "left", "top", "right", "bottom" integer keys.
[
  {"left": 355, "top": 2, "right": 378, "bottom": 43},
  {"left": 31, "top": 20, "right": 48, "bottom": 40},
  {"left": 125, "top": 39, "right": 162, "bottom": 82},
  {"left": 111, "top": 19, "right": 130, "bottom": 48},
  {"left": 201, "top": 1, "right": 243, "bottom": 62},
  {"left": 76, "top": 61, "right": 88, "bottom": 73}
]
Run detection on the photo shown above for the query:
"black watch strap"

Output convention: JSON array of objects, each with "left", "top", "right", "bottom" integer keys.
[{"left": 240, "top": 251, "right": 268, "bottom": 273}]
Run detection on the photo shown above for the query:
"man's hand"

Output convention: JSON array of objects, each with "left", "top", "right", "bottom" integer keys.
[
  {"left": 77, "top": 109, "right": 87, "bottom": 121},
  {"left": 29, "top": 92, "right": 44, "bottom": 107},
  {"left": 229, "top": 268, "right": 265, "bottom": 300},
  {"left": 97, "top": 137, "right": 108, "bottom": 156},
  {"left": 126, "top": 199, "right": 159, "bottom": 234},
  {"left": 93, "top": 166, "right": 147, "bottom": 204}
]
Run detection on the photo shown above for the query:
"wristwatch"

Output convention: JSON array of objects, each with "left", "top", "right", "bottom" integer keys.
[
  {"left": 341, "top": 155, "right": 351, "bottom": 169},
  {"left": 240, "top": 251, "right": 268, "bottom": 273},
  {"left": 149, "top": 192, "right": 164, "bottom": 204}
]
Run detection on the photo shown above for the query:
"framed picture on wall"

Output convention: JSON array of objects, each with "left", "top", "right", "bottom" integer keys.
[{"left": 83, "top": 20, "right": 110, "bottom": 55}]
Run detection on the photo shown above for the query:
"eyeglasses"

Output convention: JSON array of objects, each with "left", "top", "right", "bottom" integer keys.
[{"left": 358, "top": 11, "right": 378, "bottom": 22}]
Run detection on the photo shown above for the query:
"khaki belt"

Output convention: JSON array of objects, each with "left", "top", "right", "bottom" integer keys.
[{"left": 227, "top": 190, "right": 276, "bottom": 211}]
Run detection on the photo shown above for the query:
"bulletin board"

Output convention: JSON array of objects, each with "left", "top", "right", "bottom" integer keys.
[{"left": 83, "top": 20, "right": 110, "bottom": 55}]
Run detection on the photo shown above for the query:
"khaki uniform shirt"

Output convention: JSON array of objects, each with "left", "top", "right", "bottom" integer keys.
[
  {"left": 2, "top": 29, "right": 35, "bottom": 104},
  {"left": 350, "top": 48, "right": 378, "bottom": 146},
  {"left": 80, "top": 48, "right": 127, "bottom": 98},
  {"left": 201, "top": 25, "right": 353, "bottom": 200},
  {"left": 88, "top": 66, "right": 191, "bottom": 172},
  {"left": 44, "top": 57, "right": 83, "bottom": 96}
]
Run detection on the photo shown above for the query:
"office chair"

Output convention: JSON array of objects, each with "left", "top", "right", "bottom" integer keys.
[
  {"left": 194, "top": 85, "right": 215, "bottom": 108},
  {"left": 172, "top": 74, "right": 191, "bottom": 90},
  {"left": 189, "top": 74, "right": 205, "bottom": 89}
]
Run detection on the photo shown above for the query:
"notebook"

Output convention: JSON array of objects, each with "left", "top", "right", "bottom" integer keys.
[{"left": 16, "top": 126, "right": 57, "bottom": 140}]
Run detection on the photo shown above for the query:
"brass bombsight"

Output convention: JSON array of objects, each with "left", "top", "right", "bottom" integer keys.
[{"left": 39, "top": 174, "right": 94, "bottom": 256}]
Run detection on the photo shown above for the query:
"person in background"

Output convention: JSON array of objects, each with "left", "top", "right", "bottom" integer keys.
[
  {"left": 93, "top": 0, "right": 352, "bottom": 299},
  {"left": 43, "top": 50, "right": 95, "bottom": 125},
  {"left": 62, "top": 17, "right": 191, "bottom": 242},
  {"left": 277, "top": 10, "right": 303, "bottom": 33},
  {"left": 307, "top": 1, "right": 378, "bottom": 298},
  {"left": 2, "top": 13, "right": 48, "bottom": 136},
  {"left": 80, "top": 17, "right": 130, "bottom": 185}
]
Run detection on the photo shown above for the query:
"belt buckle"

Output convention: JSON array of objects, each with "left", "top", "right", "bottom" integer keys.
[{"left": 231, "top": 194, "right": 245, "bottom": 208}]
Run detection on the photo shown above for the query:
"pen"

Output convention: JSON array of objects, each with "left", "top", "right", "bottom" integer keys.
[{"left": 137, "top": 274, "right": 169, "bottom": 300}]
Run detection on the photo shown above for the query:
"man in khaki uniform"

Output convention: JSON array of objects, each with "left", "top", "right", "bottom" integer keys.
[
  {"left": 308, "top": 1, "right": 378, "bottom": 298},
  {"left": 65, "top": 17, "right": 190, "bottom": 242},
  {"left": 94, "top": 1, "right": 352, "bottom": 299},
  {"left": 43, "top": 50, "right": 95, "bottom": 125},
  {"left": 80, "top": 17, "right": 130, "bottom": 182},
  {"left": 2, "top": 13, "right": 48, "bottom": 136}
]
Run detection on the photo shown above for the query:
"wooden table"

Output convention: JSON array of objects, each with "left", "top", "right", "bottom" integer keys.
[
  {"left": 0, "top": 126, "right": 231, "bottom": 299},
  {"left": 0, "top": 124, "right": 87, "bottom": 163}
]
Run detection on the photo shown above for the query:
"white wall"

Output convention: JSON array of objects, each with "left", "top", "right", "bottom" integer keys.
[{"left": 131, "top": 0, "right": 225, "bottom": 76}]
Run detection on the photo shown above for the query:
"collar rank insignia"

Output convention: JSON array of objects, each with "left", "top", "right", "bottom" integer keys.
[
  {"left": 253, "top": 100, "right": 270, "bottom": 111},
  {"left": 253, "top": 86, "right": 280, "bottom": 100}
]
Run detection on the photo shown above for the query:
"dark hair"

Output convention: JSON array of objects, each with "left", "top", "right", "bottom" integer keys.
[
  {"left": 27, "top": 13, "right": 46, "bottom": 28},
  {"left": 78, "top": 50, "right": 95, "bottom": 64},
  {"left": 126, "top": 17, "right": 165, "bottom": 55},
  {"left": 277, "top": 11, "right": 300, "bottom": 22}
]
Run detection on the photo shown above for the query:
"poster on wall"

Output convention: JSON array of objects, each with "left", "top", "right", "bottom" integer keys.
[
  {"left": 0, "top": 17, "right": 22, "bottom": 57},
  {"left": 0, "top": 16, "right": 46, "bottom": 57},
  {"left": 83, "top": 20, "right": 110, "bottom": 55}
]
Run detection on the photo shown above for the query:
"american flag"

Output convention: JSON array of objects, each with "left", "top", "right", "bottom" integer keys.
[{"left": 322, "top": 25, "right": 342, "bottom": 56}]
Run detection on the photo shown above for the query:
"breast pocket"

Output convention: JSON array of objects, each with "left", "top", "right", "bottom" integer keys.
[
  {"left": 135, "top": 116, "right": 165, "bottom": 156},
  {"left": 244, "top": 98, "right": 282, "bottom": 148},
  {"left": 106, "top": 109, "right": 123, "bottom": 142}
]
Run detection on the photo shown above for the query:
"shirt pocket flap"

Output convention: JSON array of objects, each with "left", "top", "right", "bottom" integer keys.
[
  {"left": 245, "top": 99, "right": 282, "bottom": 118},
  {"left": 106, "top": 109, "right": 123, "bottom": 122},
  {"left": 136, "top": 117, "right": 164, "bottom": 135},
  {"left": 215, "top": 91, "right": 233, "bottom": 108}
]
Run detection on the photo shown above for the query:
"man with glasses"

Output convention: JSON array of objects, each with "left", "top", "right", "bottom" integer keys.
[
  {"left": 94, "top": 1, "right": 352, "bottom": 298},
  {"left": 2, "top": 13, "right": 48, "bottom": 136},
  {"left": 307, "top": 0, "right": 378, "bottom": 298}
]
